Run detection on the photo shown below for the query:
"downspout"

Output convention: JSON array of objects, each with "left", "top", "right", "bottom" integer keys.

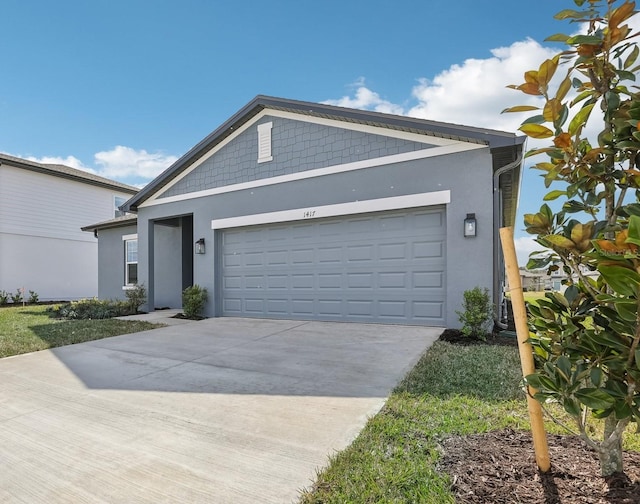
[{"left": 493, "top": 150, "right": 523, "bottom": 330}]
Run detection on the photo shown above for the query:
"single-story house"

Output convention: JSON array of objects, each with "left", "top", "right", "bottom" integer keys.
[
  {"left": 83, "top": 96, "right": 525, "bottom": 327},
  {"left": 0, "top": 153, "right": 138, "bottom": 301}
]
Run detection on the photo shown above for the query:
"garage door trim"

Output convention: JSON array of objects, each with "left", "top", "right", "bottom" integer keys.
[{"left": 211, "top": 190, "right": 450, "bottom": 230}]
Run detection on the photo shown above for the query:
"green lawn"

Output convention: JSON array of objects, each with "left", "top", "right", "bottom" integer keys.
[
  {"left": 299, "top": 340, "right": 640, "bottom": 503},
  {"left": 0, "top": 304, "right": 163, "bottom": 358}
]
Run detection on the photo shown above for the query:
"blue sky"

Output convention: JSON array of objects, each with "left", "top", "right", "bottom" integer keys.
[{"left": 1, "top": 1, "right": 582, "bottom": 262}]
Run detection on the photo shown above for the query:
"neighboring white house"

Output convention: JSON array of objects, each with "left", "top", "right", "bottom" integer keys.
[{"left": 0, "top": 153, "right": 138, "bottom": 301}]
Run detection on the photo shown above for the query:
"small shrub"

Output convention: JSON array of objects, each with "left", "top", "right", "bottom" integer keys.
[
  {"left": 10, "top": 288, "right": 24, "bottom": 304},
  {"left": 455, "top": 286, "right": 493, "bottom": 341},
  {"left": 50, "top": 298, "right": 131, "bottom": 320},
  {"left": 0, "top": 290, "right": 8, "bottom": 305},
  {"left": 124, "top": 284, "right": 146, "bottom": 314},
  {"left": 182, "top": 284, "right": 208, "bottom": 319},
  {"left": 28, "top": 290, "right": 39, "bottom": 304}
]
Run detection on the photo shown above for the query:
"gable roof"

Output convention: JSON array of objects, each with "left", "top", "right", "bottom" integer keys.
[
  {"left": 0, "top": 153, "right": 138, "bottom": 194},
  {"left": 123, "top": 95, "right": 526, "bottom": 212}
]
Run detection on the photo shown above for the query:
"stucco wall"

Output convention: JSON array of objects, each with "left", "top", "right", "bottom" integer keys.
[
  {"left": 136, "top": 147, "right": 494, "bottom": 327},
  {"left": 96, "top": 225, "right": 137, "bottom": 301}
]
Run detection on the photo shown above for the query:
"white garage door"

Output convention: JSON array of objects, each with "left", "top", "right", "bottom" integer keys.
[{"left": 220, "top": 206, "right": 446, "bottom": 325}]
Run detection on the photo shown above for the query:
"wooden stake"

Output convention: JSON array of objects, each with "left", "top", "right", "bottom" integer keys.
[{"left": 499, "top": 226, "right": 551, "bottom": 473}]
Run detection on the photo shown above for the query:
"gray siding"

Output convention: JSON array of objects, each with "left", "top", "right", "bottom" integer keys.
[
  {"left": 137, "top": 147, "right": 494, "bottom": 328},
  {"left": 159, "top": 116, "right": 434, "bottom": 198},
  {"left": 97, "top": 225, "right": 137, "bottom": 300}
]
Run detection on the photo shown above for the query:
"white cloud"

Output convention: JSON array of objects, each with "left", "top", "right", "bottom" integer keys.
[
  {"left": 513, "top": 236, "right": 544, "bottom": 267},
  {"left": 26, "top": 154, "right": 96, "bottom": 173},
  {"left": 94, "top": 146, "right": 178, "bottom": 181},
  {"left": 407, "top": 39, "right": 557, "bottom": 132},
  {"left": 21, "top": 146, "right": 178, "bottom": 187},
  {"left": 323, "top": 78, "right": 405, "bottom": 115}
]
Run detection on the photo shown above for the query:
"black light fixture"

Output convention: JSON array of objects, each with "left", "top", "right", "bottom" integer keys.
[
  {"left": 195, "top": 238, "right": 206, "bottom": 254},
  {"left": 464, "top": 213, "right": 477, "bottom": 237}
]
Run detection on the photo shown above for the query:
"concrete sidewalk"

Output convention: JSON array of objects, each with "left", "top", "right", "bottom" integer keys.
[{"left": 0, "top": 318, "right": 441, "bottom": 503}]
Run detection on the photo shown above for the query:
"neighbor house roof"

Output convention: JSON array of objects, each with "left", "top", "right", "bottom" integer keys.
[
  {"left": 123, "top": 95, "right": 526, "bottom": 212},
  {"left": 0, "top": 153, "right": 138, "bottom": 193},
  {"left": 81, "top": 213, "right": 138, "bottom": 232}
]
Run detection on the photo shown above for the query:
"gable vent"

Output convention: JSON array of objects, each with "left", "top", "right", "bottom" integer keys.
[{"left": 257, "top": 122, "right": 273, "bottom": 163}]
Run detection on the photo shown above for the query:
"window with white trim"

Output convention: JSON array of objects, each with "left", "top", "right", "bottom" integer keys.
[
  {"left": 257, "top": 122, "right": 273, "bottom": 163},
  {"left": 124, "top": 237, "right": 138, "bottom": 285}
]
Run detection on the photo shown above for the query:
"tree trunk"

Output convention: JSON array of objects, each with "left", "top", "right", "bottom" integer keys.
[{"left": 598, "top": 416, "right": 624, "bottom": 476}]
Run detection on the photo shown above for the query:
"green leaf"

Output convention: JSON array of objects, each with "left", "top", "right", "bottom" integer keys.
[
  {"left": 519, "top": 123, "right": 554, "bottom": 139},
  {"left": 567, "top": 34, "right": 603, "bottom": 45},
  {"left": 563, "top": 398, "right": 582, "bottom": 417},
  {"left": 624, "top": 45, "right": 640, "bottom": 69},
  {"left": 502, "top": 105, "right": 540, "bottom": 113},
  {"left": 575, "top": 388, "right": 615, "bottom": 410},
  {"left": 556, "top": 356, "right": 572, "bottom": 382},
  {"left": 598, "top": 265, "right": 640, "bottom": 296},
  {"left": 543, "top": 234, "right": 576, "bottom": 250},
  {"left": 626, "top": 215, "right": 640, "bottom": 246},
  {"left": 615, "top": 301, "right": 637, "bottom": 322},
  {"left": 543, "top": 190, "right": 566, "bottom": 201},
  {"left": 590, "top": 367, "right": 603, "bottom": 387},
  {"left": 569, "top": 103, "right": 595, "bottom": 136},
  {"left": 545, "top": 33, "right": 571, "bottom": 42},
  {"left": 555, "top": 9, "right": 588, "bottom": 20}
]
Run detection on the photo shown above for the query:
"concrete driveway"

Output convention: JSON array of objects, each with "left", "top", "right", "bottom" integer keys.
[{"left": 0, "top": 317, "right": 440, "bottom": 503}]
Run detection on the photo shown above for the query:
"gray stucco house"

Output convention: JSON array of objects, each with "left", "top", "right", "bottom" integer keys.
[{"left": 83, "top": 96, "right": 525, "bottom": 328}]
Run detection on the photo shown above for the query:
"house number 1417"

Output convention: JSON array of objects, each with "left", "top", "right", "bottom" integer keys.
[{"left": 303, "top": 210, "right": 316, "bottom": 218}]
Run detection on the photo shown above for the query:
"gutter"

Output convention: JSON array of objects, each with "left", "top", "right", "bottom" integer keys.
[{"left": 493, "top": 149, "right": 524, "bottom": 330}]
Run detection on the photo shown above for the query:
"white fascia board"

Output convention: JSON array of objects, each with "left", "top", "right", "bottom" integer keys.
[
  {"left": 140, "top": 108, "right": 484, "bottom": 208},
  {"left": 122, "top": 233, "right": 138, "bottom": 241},
  {"left": 211, "top": 190, "right": 451, "bottom": 230}
]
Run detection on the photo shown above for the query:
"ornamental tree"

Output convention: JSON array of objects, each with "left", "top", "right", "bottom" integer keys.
[{"left": 505, "top": 0, "right": 640, "bottom": 477}]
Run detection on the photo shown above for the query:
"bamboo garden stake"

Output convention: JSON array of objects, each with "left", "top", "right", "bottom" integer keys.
[{"left": 500, "top": 226, "right": 551, "bottom": 472}]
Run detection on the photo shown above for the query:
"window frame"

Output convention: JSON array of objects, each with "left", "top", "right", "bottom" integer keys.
[{"left": 122, "top": 234, "right": 138, "bottom": 288}]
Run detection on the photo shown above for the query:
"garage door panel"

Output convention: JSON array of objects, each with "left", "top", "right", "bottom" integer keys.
[{"left": 220, "top": 207, "right": 446, "bottom": 325}]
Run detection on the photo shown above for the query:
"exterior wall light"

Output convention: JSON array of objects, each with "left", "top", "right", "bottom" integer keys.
[
  {"left": 464, "top": 213, "right": 477, "bottom": 237},
  {"left": 195, "top": 238, "right": 206, "bottom": 254}
]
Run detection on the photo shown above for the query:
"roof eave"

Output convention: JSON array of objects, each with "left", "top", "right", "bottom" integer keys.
[{"left": 123, "top": 95, "right": 527, "bottom": 211}]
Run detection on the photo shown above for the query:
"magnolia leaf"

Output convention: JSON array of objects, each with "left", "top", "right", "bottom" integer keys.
[
  {"left": 543, "top": 234, "right": 576, "bottom": 250},
  {"left": 569, "top": 103, "right": 595, "bottom": 136},
  {"left": 614, "top": 301, "right": 637, "bottom": 322},
  {"left": 575, "top": 388, "right": 616, "bottom": 410},
  {"left": 567, "top": 34, "right": 603, "bottom": 45},
  {"left": 598, "top": 264, "right": 640, "bottom": 296},
  {"left": 519, "top": 123, "right": 554, "bottom": 139},
  {"left": 538, "top": 57, "right": 559, "bottom": 87},
  {"left": 555, "top": 9, "right": 588, "bottom": 20},
  {"left": 501, "top": 105, "right": 540, "bottom": 113},
  {"left": 625, "top": 45, "right": 640, "bottom": 69},
  {"left": 626, "top": 215, "right": 640, "bottom": 246},
  {"left": 609, "top": 1, "right": 636, "bottom": 28},
  {"left": 543, "top": 190, "right": 566, "bottom": 201},
  {"left": 546, "top": 33, "right": 571, "bottom": 42},
  {"left": 557, "top": 76, "right": 572, "bottom": 101},
  {"left": 543, "top": 98, "right": 562, "bottom": 122},
  {"left": 590, "top": 367, "right": 603, "bottom": 387},
  {"left": 554, "top": 132, "right": 572, "bottom": 149}
]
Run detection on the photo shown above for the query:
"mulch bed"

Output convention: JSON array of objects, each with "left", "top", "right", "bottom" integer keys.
[
  {"left": 438, "top": 429, "right": 640, "bottom": 503},
  {"left": 436, "top": 329, "right": 640, "bottom": 503}
]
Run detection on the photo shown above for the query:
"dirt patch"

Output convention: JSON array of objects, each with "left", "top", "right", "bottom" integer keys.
[{"left": 438, "top": 429, "right": 640, "bottom": 503}]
